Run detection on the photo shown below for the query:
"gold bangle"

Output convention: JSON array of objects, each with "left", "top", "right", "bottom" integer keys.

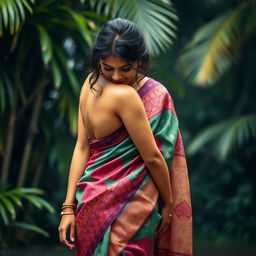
[
  {"left": 61, "top": 205, "right": 75, "bottom": 210},
  {"left": 62, "top": 203, "right": 75, "bottom": 207},
  {"left": 61, "top": 211, "right": 75, "bottom": 216}
]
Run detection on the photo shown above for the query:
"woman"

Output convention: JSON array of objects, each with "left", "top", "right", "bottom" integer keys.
[{"left": 58, "top": 18, "right": 192, "bottom": 256}]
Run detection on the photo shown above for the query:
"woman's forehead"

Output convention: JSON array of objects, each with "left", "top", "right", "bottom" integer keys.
[{"left": 100, "top": 56, "right": 136, "bottom": 67}]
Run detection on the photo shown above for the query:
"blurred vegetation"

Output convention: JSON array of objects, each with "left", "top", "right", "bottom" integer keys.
[{"left": 0, "top": 0, "right": 255, "bottom": 250}]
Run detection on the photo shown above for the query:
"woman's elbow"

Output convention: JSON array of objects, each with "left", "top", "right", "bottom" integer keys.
[{"left": 143, "top": 152, "right": 163, "bottom": 167}]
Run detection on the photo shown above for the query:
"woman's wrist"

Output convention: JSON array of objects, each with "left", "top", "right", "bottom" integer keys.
[
  {"left": 63, "top": 201, "right": 75, "bottom": 205},
  {"left": 61, "top": 202, "right": 76, "bottom": 213},
  {"left": 163, "top": 200, "right": 173, "bottom": 208},
  {"left": 62, "top": 207, "right": 75, "bottom": 212}
]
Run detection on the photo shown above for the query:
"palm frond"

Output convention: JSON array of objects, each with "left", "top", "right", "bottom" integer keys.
[
  {"left": 0, "top": 0, "right": 35, "bottom": 37},
  {"left": 13, "top": 221, "right": 49, "bottom": 237},
  {"left": 188, "top": 114, "right": 256, "bottom": 160},
  {"left": 178, "top": 0, "right": 256, "bottom": 86},
  {"left": 89, "top": 0, "right": 178, "bottom": 56},
  {"left": 58, "top": 6, "right": 94, "bottom": 46},
  {"left": 0, "top": 187, "right": 55, "bottom": 225}
]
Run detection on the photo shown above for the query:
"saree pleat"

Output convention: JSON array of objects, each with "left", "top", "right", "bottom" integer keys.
[{"left": 75, "top": 78, "right": 192, "bottom": 256}]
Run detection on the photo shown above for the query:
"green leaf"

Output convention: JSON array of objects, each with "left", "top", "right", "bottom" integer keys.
[
  {"left": 1, "top": 0, "right": 9, "bottom": 27},
  {"left": 15, "top": 0, "right": 26, "bottom": 22},
  {"left": 21, "top": 194, "right": 55, "bottom": 213},
  {"left": 59, "top": 6, "right": 93, "bottom": 46},
  {"left": 50, "top": 59, "right": 62, "bottom": 89},
  {"left": 5, "top": 0, "right": 15, "bottom": 34},
  {"left": 0, "top": 204, "right": 9, "bottom": 225},
  {"left": 12, "top": 1, "right": 20, "bottom": 32},
  {"left": 54, "top": 45, "right": 80, "bottom": 96},
  {"left": 37, "top": 24, "right": 53, "bottom": 66},
  {"left": 20, "top": 0, "right": 34, "bottom": 14},
  {"left": 30, "top": 196, "right": 55, "bottom": 214},
  {"left": 0, "top": 197, "right": 16, "bottom": 220},
  {"left": 4, "top": 192, "right": 23, "bottom": 208},
  {"left": 81, "top": 11, "right": 107, "bottom": 22},
  {"left": 22, "top": 195, "right": 43, "bottom": 209},
  {"left": 12, "top": 187, "right": 45, "bottom": 195},
  {"left": 13, "top": 221, "right": 49, "bottom": 237}
]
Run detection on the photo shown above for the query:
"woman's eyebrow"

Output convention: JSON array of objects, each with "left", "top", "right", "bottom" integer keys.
[{"left": 102, "top": 62, "right": 131, "bottom": 68}]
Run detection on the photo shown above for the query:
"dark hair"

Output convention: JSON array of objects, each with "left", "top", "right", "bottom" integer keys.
[{"left": 89, "top": 18, "right": 149, "bottom": 91}]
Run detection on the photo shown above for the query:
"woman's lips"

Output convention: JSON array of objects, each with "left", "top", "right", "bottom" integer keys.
[{"left": 112, "top": 80, "right": 125, "bottom": 84}]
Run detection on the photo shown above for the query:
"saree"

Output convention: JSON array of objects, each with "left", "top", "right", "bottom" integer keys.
[{"left": 75, "top": 78, "right": 192, "bottom": 256}]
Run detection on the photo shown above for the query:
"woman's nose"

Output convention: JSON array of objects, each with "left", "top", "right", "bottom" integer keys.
[{"left": 112, "top": 71, "right": 122, "bottom": 81}]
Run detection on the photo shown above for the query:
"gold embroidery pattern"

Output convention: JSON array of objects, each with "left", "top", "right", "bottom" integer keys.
[{"left": 142, "top": 85, "right": 174, "bottom": 119}]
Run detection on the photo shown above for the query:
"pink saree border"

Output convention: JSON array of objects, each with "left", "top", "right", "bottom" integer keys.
[
  {"left": 108, "top": 179, "right": 159, "bottom": 255},
  {"left": 86, "top": 176, "right": 145, "bottom": 255}
]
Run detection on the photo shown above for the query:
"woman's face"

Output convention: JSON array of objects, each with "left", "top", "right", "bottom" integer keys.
[{"left": 99, "top": 55, "right": 138, "bottom": 85}]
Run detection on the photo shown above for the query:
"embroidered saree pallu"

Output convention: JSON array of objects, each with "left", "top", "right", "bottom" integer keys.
[{"left": 75, "top": 78, "right": 192, "bottom": 256}]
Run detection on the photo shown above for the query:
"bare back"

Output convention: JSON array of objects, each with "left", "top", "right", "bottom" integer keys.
[{"left": 79, "top": 75, "right": 148, "bottom": 140}]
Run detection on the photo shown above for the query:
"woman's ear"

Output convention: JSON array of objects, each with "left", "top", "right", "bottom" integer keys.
[{"left": 98, "top": 63, "right": 103, "bottom": 74}]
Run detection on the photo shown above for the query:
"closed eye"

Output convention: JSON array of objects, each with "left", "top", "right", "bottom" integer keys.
[
  {"left": 121, "top": 67, "right": 132, "bottom": 72},
  {"left": 103, "top": 66, "right": 131, "bottom": 72},
  {"left": 103, "top": 67, "right": 113, "bottom": 71}
]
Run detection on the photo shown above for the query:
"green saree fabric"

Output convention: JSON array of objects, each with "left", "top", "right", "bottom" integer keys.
[{"left": 75, "top": 78, "right": 192, "bottom": 256}]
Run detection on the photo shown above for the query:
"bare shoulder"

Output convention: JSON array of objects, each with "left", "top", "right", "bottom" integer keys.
[{"left": 105, "top": 84, "right": 139, "bottom": 103}]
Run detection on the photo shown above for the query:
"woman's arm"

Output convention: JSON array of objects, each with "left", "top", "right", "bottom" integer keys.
[
  {"left": 62, "top": 105, "right": 90, "bottom": 205},
  {"left": 59, "top": 81, "right": 90, "bottom": 249},
  {"left": 63, "top": 77, "right": 90, "bottom": 204},
  {"left": 114, "top": 85, "right": 173, "bottom": 234}
]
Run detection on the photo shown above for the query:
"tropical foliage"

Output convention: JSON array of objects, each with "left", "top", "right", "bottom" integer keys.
[
  {"left": 0, "top": 0, "right": 255, "bottom": 250},
  {"left": 89, "top": 0, "right": 178, "bottom": 55},
  {"left": 170, "top": 0, "right": 256, "bottom": 243},
  {"left": 0, "top": 0, "right": 35, "bottom": 37},
  {"left": 188, "top": 114, "right": 256, "bottom": 160},
  {"left": 178, "top": 0, "right": 256, "bottom": 86},
  {"left": 177, "top": 0, "right": 256, "bottom": 160},
  {"left": 0, "top": 186, "right": 55, "bottom": 246},
  {"left": 0, "top": 0, "right": 179, "bottom": 247},
  {"left": 0, "top": 187, "right": 53, "bottom": 224}
]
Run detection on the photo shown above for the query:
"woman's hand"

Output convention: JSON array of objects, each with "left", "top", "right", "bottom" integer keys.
[
  {"left": 157, "top": 203, "right": 173, "bottom": 235},
  {"left": 58, "top": 214, "right": 76, "bottom": 250}
]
